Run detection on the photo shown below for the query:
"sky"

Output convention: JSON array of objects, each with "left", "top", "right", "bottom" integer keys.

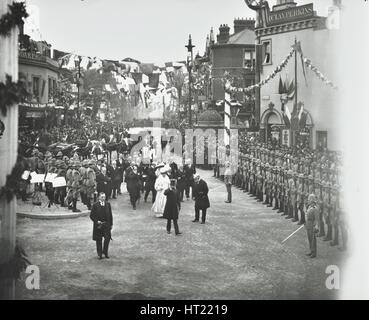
[{"left": 25, "top": 0, "right": 333, "bottom": 65}]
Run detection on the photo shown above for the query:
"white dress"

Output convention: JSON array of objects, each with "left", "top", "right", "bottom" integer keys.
[{"left": 151, "top": 174, "right": 170, "bottom": 217}]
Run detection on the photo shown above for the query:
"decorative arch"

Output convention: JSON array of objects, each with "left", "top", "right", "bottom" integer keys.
[{"left": 260, "top": 109, "right": 284, "bottom": 125}]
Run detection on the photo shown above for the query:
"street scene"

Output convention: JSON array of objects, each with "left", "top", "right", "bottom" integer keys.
[{"left": 0, "top": 0, "right": 368, "bottom": 301}]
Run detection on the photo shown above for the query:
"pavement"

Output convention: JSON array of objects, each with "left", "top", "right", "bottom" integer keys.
[
  {"left": 15, "top": 169, "right": 347, "bottom": 300},
  {"left": 17, "top": 194, "right": 89, "bottom": 219}
]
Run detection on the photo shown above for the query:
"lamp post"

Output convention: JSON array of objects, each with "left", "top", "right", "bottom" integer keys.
[
  {"left": 186, "top": 34, "right": 195, "bottom": 126},
  {"left": 74, "top": 55, "right": 82, "bottom": 120}
]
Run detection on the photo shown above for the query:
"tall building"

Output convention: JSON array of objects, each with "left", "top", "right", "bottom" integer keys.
[
  {"left": 251, "top": 0, "right": 340, "bottom": 150},
  {"left": 211, "top": 18, "right": 257, "bottom": 130}
]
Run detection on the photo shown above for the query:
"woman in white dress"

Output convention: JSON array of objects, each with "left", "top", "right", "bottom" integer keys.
[{"left": 151, "top": 166, "right": 170, "bottom": 218}]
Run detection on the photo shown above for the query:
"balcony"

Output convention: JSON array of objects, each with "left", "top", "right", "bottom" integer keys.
[{"left": 19, "top": 50, "right": 59, "bottom": 72}]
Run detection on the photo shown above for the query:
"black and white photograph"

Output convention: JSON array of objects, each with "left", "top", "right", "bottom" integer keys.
[{"left": 1, "top": 0, "right": 369, "bottom": 305}]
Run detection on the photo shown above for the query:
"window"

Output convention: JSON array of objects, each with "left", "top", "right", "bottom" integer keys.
[
  {"left": 261, "top": 39, "right": 272, "bottom": 65},
  {"left": 48, "top": 78, "right": 52, "bottom": 99},
  {"left": 32, "top": 77, "right": 40, "bottom": 100},
  {"left": 244, "top": 51, "right": 255, "bottom": 70},
  {"left": 316, "top": 131, "right": 328, "bottom": 150}
]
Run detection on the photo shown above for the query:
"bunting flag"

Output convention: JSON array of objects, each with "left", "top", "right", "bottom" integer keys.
[
  {"left": 281, "top": 102, "right": 291, "bottom": 129},
  {"left": 223, "top": 47, "right": 295, "bottom": 93},
  {"left": 304, "top": 58, "right": 338, "bottom": 89}
]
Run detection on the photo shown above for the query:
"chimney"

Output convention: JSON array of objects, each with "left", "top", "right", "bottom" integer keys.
[
  {"left": 234, "top": 18, "right": 255, "bottom": 34},
  {"left": 217, "top": 24, "right": 230, "bottom": 44},
  {"left": 273, "top": 0, "right": 297, "bottom": 11}
]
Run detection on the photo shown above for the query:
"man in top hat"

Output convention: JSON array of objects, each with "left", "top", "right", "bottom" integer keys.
[
  {"left": 144, "top": 162, "right": 157, "bottom": 203},
  {"left": 192, "top": 173, "right": 210, "bottom": 224},
  {"left": 163, "top": 179, "right": 182, "bottom": 235},
  {"left": 183, "top": 159, "right": 196, "bottom": 200},
  {"left": 90, "top": 192, "right": 113, "bottom": 259}
]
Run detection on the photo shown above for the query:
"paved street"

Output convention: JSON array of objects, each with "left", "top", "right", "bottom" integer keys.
[{"left": 15, "top": 169, "right": 346, "bottom": 300}]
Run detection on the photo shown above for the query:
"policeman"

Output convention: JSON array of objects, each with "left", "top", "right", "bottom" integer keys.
[{"left": 305, "top": 194, "right": 320, "bottom": 258}]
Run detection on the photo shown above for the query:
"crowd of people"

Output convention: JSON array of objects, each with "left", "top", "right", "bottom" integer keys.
[
  {"left": 16, "top": 120, "right": 347, "bottom": 259},
  {"left": 214, "top": 135, "right": 347, "bottom": 257}
]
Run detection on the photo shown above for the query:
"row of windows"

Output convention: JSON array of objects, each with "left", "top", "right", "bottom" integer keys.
[{"left": 31, "top": 76, "right": 57, "bottom": 100}]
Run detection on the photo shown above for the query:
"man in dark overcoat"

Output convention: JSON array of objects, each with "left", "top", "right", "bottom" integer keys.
[
  {"left": 192, "top": 174, "right": 210, "bottom": 224},
  {"left": 144, "top": 163, "right": 157, "bottom": 203},
  {"left": 125, "top": 165, "right": 141, "bottom": 210},
  {"left": 90, "top": 192, "right": 113, "bottom": 259},
  {"left": 163, "top": 180, "right": 182, "bottom": 235}
]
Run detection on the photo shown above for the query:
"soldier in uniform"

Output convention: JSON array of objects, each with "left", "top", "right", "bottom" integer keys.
[
  {"left": 272, "top": 167, "right": 280, "bottom": 211},
  {"left": 85, "top": 160, "right": 97, "bottom": 210},
  {"left": 291, "top": 172, "right": 299, "bottom": 222},
  {"left": 243, "top": 155, "right": 249, "bottom": 193},
  {"left": 45, "top": 158, "right": 57, "bottom": 207},
  {"left": 79, "top": 160, "right": 89, "bottom": 206},
  {"left": 71, "top": 160, "right": 82, "bottom": 212},
  {"left": 256, "top": 162, "right": 263, "bottom": 202},
  {"left": 278, "top": 169, "right": 285, "bottom": 214},
  {"left": 322, "top": 181, "right": 332, "bottom": 241},
  {"left": 314, "top": 178, "right": 325, "bottom": 238},
  {"left": 65, "top": 160, "right": 74, "bottom": 209},
  {"left": 297, "top": 174, "right": 306, "bottom": 225},
  {"left": 54, "top": 159, "right": 67, "bottom": 207},
  {"left": 305, "top": 194, "right": 320, "bottom": 258}
]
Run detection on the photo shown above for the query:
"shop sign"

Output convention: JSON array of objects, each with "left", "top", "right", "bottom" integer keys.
[{"left": 267, "top": 3, "right": 314, "bottom": 26}]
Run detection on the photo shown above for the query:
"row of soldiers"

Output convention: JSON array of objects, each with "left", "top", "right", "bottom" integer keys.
[
  {"left": 218, "top": 144, "right": 347, "bottom": 251},
  {"left": 42, "top": 155, "right": 97, "bottom": 212}
]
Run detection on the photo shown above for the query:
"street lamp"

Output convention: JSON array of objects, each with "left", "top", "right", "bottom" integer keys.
[
  {"left": 185, "top": 34, "right": 195, "bottom": 126},
  {"left": 74, "top": 55, "right": 82, "bottom": 120}
]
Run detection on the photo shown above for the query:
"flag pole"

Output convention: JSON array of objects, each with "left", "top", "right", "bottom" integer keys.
[{"left": 292, "top": 37, "right": 298, "bottom": 147}]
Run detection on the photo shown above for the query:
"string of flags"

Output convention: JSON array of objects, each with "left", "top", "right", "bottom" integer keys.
[
  {"left": 223, "top": 47, "right": 295, "bottom": 94},
  {"left": 303, "top": 58, "right": 338, "bottom": 90},
  {"left": 223, "top": 40, "right": 338, "bottom": 93}
]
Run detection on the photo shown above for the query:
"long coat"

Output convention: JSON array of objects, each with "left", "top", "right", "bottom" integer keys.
[
  {"left": 96, "top": 172, "right": 111, "bottom": 196},
  {"left": 163, "top": 188, "right": 181, "bottom": 220},
  {"left": 193, "top": 179, "right": 210, "bottom": 210},
  {"left": 90, "top": 201, "right": 113, "bottom": 241},
  {"left": 125, "top": 171, "right": 141, "bottom": 197}
]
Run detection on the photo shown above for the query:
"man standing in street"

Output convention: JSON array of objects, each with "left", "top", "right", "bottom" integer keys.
[
  {"left": 192, "top": 174, "right": 210, "bottom": 224},
  {"left": 224, "top": 161, "right": 233, "bottom": 203},
  {"left": 305, "top": 194, "right": 320, "bottom": 258},
  {"left": 90, "top": 192, "right": 113, "bottom": 259}
]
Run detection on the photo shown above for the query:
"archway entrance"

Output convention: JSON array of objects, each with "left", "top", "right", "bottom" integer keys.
[{"left": 266, "top": 112, "right": 281, "bottom": 144}]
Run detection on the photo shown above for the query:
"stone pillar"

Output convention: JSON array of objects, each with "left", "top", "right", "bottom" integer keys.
[{"left": 0, "top": 0, "right": 19, "bottom": 300}]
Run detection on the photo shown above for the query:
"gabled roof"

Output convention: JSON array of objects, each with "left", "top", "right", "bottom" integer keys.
[{"left": 227, "top": 28, "right": 255, "bottom": 45}]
